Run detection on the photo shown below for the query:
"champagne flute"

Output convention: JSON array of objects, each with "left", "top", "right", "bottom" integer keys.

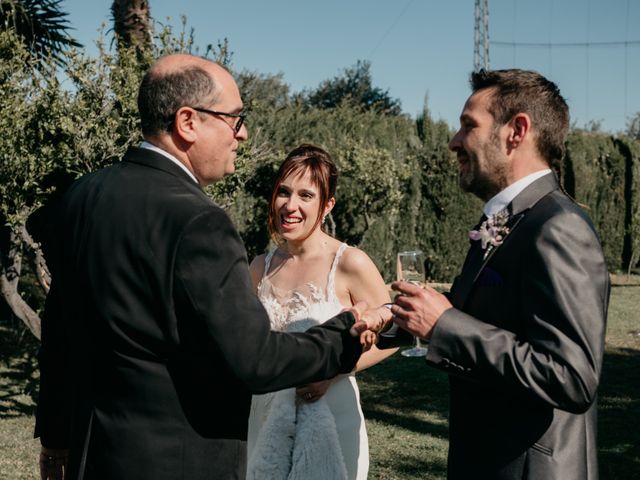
[{"left": 397, "top": 250, "right": 429, "bottom": 357}]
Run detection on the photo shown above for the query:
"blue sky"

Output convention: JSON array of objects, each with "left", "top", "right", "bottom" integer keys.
[{"left": 63, "top": 0, "right": 639, "bottom": 133}]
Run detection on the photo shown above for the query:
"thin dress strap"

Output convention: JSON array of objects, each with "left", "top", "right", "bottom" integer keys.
[
  {"left": 263, "top": 249, "right": 277, "bottom": 278},
  {"left": 326, "top": 243, "right": 349, "bottom": 304},
  {"left": 256, "top": 249, "right": 277, "bottom": 299}
]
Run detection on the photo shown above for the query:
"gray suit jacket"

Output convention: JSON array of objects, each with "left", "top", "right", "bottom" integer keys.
[{"left": 427, "top": 173, "right": 610, "bottom": 479}]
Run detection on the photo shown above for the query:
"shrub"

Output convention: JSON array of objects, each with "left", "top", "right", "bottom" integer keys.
[{"left": 564, "top": 133, "right": 627, "bottom": 270}]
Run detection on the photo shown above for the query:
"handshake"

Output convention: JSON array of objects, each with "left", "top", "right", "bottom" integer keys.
[
  {"left": 346, "top": 301, "right": 394, "bottom": 349},
  {"left": 345, "top": 280, "right": 453, "bottom": 350}
]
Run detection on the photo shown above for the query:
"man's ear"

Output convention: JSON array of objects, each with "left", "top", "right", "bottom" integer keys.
[
  {"left": 173, "top": 107, "right": 199, "bottom": 143},
  {"left": 508, "top": 113, "right": 531, "bottom": 149}
]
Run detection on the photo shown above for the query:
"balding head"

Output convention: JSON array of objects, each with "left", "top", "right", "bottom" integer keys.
[
  {"left": 138, "top": 54, "right": 231, "bottom": 137},
  {"left": 148, "top": 53, "right": 227, "bottom": 78}
]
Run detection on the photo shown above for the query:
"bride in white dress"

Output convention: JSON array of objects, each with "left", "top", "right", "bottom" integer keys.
[{"left": 246, "top": 145, "right": 396, "bottom": 480}]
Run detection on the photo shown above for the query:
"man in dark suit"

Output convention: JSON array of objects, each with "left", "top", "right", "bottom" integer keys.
[
  {"left": 35, "top": 54, "right": 388, "bottom": 480},
  {"left": 391, "top": 69, "right": 609, "bottom": 479}
]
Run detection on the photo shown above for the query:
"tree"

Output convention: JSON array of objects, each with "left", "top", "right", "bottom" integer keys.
[
  {"left": 0, "top": 30, "right": 146, "bottom": 339},
  {"left": 627, "top": 112, "right": 640, "bottom": 140},
  {"left": 0, "top": 0, "right": 80, "bottom": 66},
  {"left": 111, "top": 0, "right": 152, "bottom": 56},
  {"left": 301, "top": 60, "right": 402, "bottom": 115},
  {"left": 236, "top": 70, "right": 291, "bottom": 111}
]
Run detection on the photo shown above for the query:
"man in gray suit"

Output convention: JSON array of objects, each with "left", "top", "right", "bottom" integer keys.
[{"left": 391, "top": 69, "right": 609, "bottom": 479}]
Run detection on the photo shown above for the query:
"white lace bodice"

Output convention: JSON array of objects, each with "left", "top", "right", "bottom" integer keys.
[{"left": 257, "top": 243, "right": 349, "bottom": 333}]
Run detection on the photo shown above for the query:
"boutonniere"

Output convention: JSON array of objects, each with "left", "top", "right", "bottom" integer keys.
[{"left": 469, "top": 210, "right": 510, "bottom": 259}]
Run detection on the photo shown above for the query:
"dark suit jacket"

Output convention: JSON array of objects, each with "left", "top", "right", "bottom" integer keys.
[
  {"left": 427, "top": 173, "right": 610, "bottom": 480},
  {"left": 35, "top": 147, "right": 363, "bottom": 480}
]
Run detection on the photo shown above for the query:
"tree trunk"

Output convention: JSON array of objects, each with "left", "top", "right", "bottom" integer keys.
[
  {"left": 111, "top": 0, "right": 152, "bottom": 55},
  {"left": 0, "top": 229, "right": 41, "bottom": 339}
]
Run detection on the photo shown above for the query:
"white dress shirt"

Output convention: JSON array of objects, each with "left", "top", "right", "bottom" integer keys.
[
  {"left": 483, "top": 169, "right": 552, "bottom": 217},
  {"left": 140, "top": 141, "right": 199, "bottom": 185}
]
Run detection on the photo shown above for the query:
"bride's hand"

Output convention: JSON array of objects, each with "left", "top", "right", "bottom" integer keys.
[
  {"left": 297, "top": 378, "right": 334, "bottom": 403},
  {"left": 362, "top": 304, "right": 394, "bottom": 332},
  {"left": 360, "top": 329, "right": 378, "bottom": 350},
  {"left": 347, "top": 302, "right": 393, "bottom": 336}
]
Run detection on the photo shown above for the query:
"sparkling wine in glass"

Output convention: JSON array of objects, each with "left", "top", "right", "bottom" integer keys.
[{"left": 397, "top": 250, "right": 429, "bottom": 357}]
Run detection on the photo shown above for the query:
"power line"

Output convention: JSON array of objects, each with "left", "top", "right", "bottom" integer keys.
[
  {"left": 492, "top": 40, "right": 640, "bottom": 48},
  {"left": 495, "top": 0, "right": 639, "bottom": 130},
  {"left": 367, "top": 0, "right": 416, "bottom": 59}
]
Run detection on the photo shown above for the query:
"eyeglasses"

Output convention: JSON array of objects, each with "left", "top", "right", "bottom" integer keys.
[{"left": 192, "top": 107, "right": 246, "bottom": 134}]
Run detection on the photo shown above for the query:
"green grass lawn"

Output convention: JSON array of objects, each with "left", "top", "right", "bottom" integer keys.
[
  {"left": 1, "top": 286, "right": 638, "bottom": 479},
  {"left": 0, "top": 317, "right": 39, "bottom": 479}
]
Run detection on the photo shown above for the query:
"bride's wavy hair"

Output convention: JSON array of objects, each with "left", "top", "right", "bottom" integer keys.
[{"left": 267, "top": 144, "right": 338, "bottom": 244}]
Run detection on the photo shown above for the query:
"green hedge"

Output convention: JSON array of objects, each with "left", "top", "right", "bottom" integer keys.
[
  {"left": 411, "top": 116, "right": 482, "bottom": 281},
  {"left": 563, "top": 133, "right": 639, "bottom": 271},
  {"left": 617, "top": 137, "right": 640, "bottom": 272},
  {"left": 226, "top": 125, "right": 640, "bottom": 282},
  {"left": 3, "top": 29, "right": 639, "bottom": 304}
]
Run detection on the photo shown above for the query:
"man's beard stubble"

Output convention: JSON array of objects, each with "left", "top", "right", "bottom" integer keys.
[{"left": 458, "top": 130, "right": 509, "bottom": 202}]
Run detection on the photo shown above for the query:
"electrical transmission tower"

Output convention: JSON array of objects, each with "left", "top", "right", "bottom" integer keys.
[{"left": 474, "top": 0, "right": 490, "bottom": 71}]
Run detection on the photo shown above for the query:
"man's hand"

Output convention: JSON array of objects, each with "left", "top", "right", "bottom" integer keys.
[
  {"left": 391, "top": 281, "right": 452, "bottom": 339},
  {"left": 39, "top": 446, "right": 68, "bottom": 480}
]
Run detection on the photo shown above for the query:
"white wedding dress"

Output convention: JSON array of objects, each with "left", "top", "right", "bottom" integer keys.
[{"left": 246, "top": 243, "right": 369, "bottom": 480}]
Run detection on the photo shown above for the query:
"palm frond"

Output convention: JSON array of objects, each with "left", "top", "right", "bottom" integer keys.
[{"left": 0, "top": 0, "right": 82, "bottom": 66}]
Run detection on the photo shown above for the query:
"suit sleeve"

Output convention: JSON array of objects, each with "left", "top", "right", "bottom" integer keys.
[
  {"left": 34, "top": 199, "right": 72, "bottom": 449},
  {"left": 173, "top": 208, "right": 362, "bottom": 393},
  {"left": 35, "top": 281, "right": 72, "bottom": 448},
  {"left": 427, "top": 209, "right": 609, "bottom": 413}
]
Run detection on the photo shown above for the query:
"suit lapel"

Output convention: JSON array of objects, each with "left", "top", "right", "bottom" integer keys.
[
  {"left": 450, "top": 241, "right": 484, "bottom": 308},
  {"left": 452, "top": 173, "right": 560, "bottom": 309}
]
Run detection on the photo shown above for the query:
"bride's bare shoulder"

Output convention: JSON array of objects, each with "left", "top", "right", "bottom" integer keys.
[
  {"left": 336, "top": 246, "right": 389, "bottom": 304},
  {"left": 339, "top": 246, "right": 376, "bottom": 274}
]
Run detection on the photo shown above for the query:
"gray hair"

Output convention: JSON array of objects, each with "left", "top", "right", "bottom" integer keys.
[{"left": 138, "top": 65, "right": 219, "bottom": 137}]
